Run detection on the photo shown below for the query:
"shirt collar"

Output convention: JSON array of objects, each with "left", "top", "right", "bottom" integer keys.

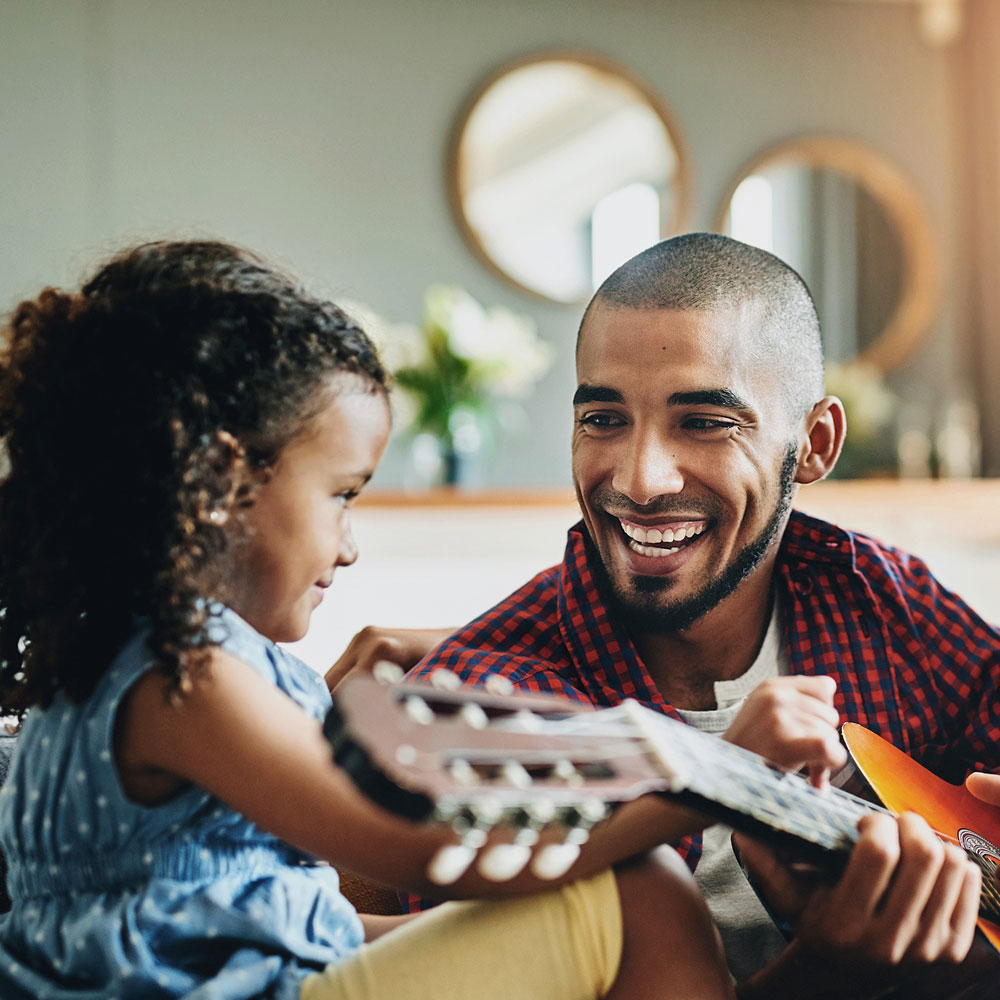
[{"left": 779, "top": 508, "right": 857, "bottom": 567}]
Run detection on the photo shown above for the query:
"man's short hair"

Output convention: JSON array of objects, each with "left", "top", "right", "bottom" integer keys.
[{"left": 583, "top": 233, "right": 825, "bottom": 420}]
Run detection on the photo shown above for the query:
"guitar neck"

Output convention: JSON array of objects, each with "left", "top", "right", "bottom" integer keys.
[
  {"left": 328, "top": 678, "right": 877, "bottom": 867},
  {"left": 627, "top": 703, "right": 871, "bottom": 863}
]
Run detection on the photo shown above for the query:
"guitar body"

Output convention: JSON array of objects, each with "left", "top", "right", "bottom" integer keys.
[{"left": 842, "top": 722, "right": 1000, "bottom": 954}]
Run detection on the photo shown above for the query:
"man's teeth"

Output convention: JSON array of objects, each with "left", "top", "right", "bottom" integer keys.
[
  {"left": 619, "top": 521, "right": 707, "bottom": 545},
  {"left": 630, "top": 541, "right": 681, "bottom": 558}
]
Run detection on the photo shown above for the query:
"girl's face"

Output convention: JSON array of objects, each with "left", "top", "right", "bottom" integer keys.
[{"left": 228, "top": 381, "right": 391, "bottom": 643}]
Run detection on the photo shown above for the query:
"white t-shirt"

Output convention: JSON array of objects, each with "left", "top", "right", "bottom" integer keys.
[{"left": 676, "top": 600, "right": 790, "bottom": 983}]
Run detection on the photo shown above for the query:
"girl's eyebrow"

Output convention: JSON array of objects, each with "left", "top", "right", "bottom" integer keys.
[
  {"left": 573, "top": 385, "right": 624, "bottom": 405},
  {"left": 339, "top": 471, "right": 375, "bottom": 487}
]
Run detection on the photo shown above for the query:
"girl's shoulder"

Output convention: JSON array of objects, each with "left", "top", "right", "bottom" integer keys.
[
  {"left": 100, "top": 605, "right": 326, "bottom": 706},
  {"left": 205, "top": 606, "right": 333, "bottom": 720}
]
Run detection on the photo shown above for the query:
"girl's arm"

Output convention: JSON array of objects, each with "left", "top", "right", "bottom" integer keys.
[{"left": 116, "top": 649, "right": 705, "bottom": 900}]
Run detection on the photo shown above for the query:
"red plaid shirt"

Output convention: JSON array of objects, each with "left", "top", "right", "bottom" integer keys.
[{"left": 407, "top": 510, "right": 1000, "bottom": 889}]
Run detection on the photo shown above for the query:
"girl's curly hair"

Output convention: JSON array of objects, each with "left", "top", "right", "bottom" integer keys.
[{"left": 0, "top": 240, "right": 387, "bottom": 716}]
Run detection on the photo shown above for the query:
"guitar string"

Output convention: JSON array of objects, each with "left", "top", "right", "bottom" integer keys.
[
  {"left": 490, "top": 708, "right": 896, "bottom": 825},
  {"left": 457, "top": 706, "right": 1000, "bottom": 916}
]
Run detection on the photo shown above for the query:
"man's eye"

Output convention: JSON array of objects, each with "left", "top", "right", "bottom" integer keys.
[
  {"left": 683, "top": 417, "right": 736, "bottom": 431},
  {"left": 577, "top": 412, "right": 625, "bottom": 428}
]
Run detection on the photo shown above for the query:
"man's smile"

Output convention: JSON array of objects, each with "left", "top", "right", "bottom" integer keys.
[{"left": 615, "top": 517, "right": 711, "bottom": 560}]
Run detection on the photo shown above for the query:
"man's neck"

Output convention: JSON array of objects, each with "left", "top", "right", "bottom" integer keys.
[{"left": 631, "top": 574, "right": 776, "bottom": 711}]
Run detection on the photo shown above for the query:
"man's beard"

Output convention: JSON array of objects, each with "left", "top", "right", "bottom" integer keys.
[{"left": 590, "top": 443, "right": 799, "bottom": 636}]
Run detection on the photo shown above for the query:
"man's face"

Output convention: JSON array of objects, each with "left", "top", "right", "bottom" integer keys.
[{"left": 572, "top": 301, "right": 801, "bottom": 634}]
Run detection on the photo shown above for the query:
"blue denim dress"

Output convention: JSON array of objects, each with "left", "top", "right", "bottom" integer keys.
[{"left": 0, "top": 608, "right": 364, "bottom": 998}]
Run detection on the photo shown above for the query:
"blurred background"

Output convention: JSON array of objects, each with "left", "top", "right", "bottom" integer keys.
[{"left": 3, "top": 0, "right": 998, "bottom": 662}]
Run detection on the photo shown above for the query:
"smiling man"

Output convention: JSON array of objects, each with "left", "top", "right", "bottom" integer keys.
[{"left": 391, "top": 234, "right": 1000, "bottom": 994}]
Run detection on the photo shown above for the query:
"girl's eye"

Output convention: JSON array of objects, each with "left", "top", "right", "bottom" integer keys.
[
  {"left": 577, "top": 412, "right": 625, "bottom": 429},
  {"left": 334, "top": 490, "right": 360, "bottom": 508}
]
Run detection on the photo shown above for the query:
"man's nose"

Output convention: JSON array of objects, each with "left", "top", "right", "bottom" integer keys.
[{"left": 611, "top": 429, "right": 685, "bottom": 506}]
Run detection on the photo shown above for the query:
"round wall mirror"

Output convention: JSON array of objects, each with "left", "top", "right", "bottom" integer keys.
[
  {"left": 449, "top": 52, "right": 691, "bottom": 305},
  {"left": 714, "top": 136, "right": 940, "bottom": 372}
]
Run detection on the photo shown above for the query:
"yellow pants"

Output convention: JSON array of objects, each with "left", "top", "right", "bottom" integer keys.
[{"left": 301, "top": 869, "right": 622, "bottom": 1000}]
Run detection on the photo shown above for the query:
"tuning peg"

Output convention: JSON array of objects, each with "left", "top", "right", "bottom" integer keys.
[
  {"left": 372, "top": 661, "right": 404, "bottom": 685},
  {"left": 512, "top": 709, "right": 543, "bottom": 732},
  {"left": 477, "top": 842, "right": 532, "bottom": 881},
  {"left": 501, "top": 761, "right": 532, "bottom": 788},
  {"left": 460, "top": 702, "right": 489, "bottom": 730},
  {"left": 430, "top": 669, "right": 462, "bottom": 690},
  {"left": 526, "top": 798, "right": 557, "bottom": 825},
  {"left": 448, "top": 758, "right": 480, "bottom": 786},
  {"left": 577, "top": 798, "right": 610, "bottom": 825},
  {"left": 404, "top": 696, "right": 435, "bottom": 726},
  {"left": 427, "top": 843, "right": 479, "bottom": 885},
  {"left": 529, "top": 825, "right": 592, "bottom": 880},
  {"left": 553, "top": 759, "right": 583, "bottom": 786},
  {"left": 427, "top": 801, "right": 499, "bottom": 885},
  {"left": 484, "top": 675, "right": 514, "bottom": 696},
  {"left": 530, "top": 842, "right": 581, "bottom": 880}
]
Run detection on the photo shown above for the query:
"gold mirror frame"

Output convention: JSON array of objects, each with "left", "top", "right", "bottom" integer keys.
[
  {"left": 713, "top": 136, "right": 941, "bottom": 372},
  {"left": 449, "top": 50, "right": 692, "bottom": 305}
]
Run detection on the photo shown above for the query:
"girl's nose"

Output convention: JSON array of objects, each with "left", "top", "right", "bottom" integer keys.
[{"left": 337, "top": 519, "right": 359, "bottom": 567}]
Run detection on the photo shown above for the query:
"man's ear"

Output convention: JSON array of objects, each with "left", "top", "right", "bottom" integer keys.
[{"left": 795, "top": 396, "right": 846, "bottom": 485}]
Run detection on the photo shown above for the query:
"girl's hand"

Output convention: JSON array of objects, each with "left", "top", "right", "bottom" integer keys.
[
  {"left": 723, "top": 675, "right": 847, "bottom": 789},
  {"left": 325, "top": 626, "right": 453, "bottom": 692},
  {"left": 965, "top": 770, "right": 1000, "bottom": 807}
]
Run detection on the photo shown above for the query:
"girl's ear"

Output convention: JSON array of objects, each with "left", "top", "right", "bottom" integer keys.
[
  {"left": 215, "top": 429, "right": 242, "bottom": 462},
  {"left": 795, "top": 396, "right": 847, "bottom": 485},
  {"left": 202, "top": 430, "right": 248, "bottom": 527}
]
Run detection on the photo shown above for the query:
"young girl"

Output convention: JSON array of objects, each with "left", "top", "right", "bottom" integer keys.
[{"left": 0, "top": 240, "right": 740, "bottom": 999}]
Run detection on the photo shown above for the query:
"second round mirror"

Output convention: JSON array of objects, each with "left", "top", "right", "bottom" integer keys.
[{"left": 715, "top": 136, "right": 940, "bottom": 372}]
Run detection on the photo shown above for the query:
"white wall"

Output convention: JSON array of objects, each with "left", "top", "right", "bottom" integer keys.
[{"left": 0, "top": 0, "right": 961, "bottom": 487}]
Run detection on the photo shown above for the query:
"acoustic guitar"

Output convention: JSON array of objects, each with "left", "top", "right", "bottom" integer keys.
[{"left": 325, "top": 674, "right": 1000, "bottom": 958}]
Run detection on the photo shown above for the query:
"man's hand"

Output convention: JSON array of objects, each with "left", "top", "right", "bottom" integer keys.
[
  {"left": 325, "top": 626, "right": 454, "bottom": 692},
  {"left": 735, "top": 811, "right": 981, "bottom": 975},
  {"left": 723, "top": 675, "right": 847, "bottom": 789},
  {"left": 966, "top": 770, "right": 1000, "bottom": 807}
]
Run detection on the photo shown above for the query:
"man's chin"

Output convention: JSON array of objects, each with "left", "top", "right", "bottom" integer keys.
[{"left": 613, "top": 589, "right": 715, "bottom": 636}]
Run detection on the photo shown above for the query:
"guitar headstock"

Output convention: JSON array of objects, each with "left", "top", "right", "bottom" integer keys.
[{"left": 325, "top": 673, "right": 668, "bottom": 883}]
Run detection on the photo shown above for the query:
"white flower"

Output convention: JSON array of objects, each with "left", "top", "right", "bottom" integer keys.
[
  {"left": 476, "top": 306, "right": 554, "bottom": 398},
  {"left": 424, "top": 287, "right": 553, "bottom": 398},
  {"left": 342, "top": 287, "right": 553, "bottom": 442},
  {"left": 423, "top": 285, "right": 486, "bottom": 348},
  {"left": 340, "top": 298, "right": 427, "bottom": 372}
]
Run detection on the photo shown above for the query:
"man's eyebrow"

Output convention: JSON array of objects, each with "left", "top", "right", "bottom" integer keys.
[
  {"left": 573, "top": 385, "right": 625, "bottom": 405},
  {"left": 668, "top": 389, "right": 753, "bottom": 410}
]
